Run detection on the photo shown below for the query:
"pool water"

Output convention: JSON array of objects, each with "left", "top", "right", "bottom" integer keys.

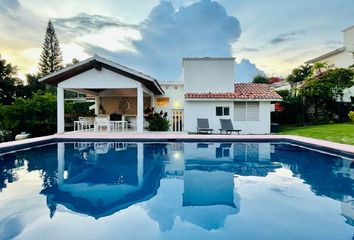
[{"left": 0, "top": 142, "right": 353, "bottom": 240}]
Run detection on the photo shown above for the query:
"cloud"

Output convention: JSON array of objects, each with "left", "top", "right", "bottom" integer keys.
[
  {"left": 0, "top": 0, "right": 265, "bottom": 82},
  {"left": 52, "top": 13, "right": 138, "bottom": 40},
  {"left": 53, "top": 14, "right": 141, "bottom": 53},
  {"left": 270, "top": 30, "right": 306, "bottom": 44},
  {"left": 233, "top": 47, "right": 259, "bottom": 53},
  {"left": 235, "top": 59, "right": 265, "bottom": 83},
  {"left": 83, "top": 0, "right": 242, "bottom": 81},
  {"left": 0, "top": 0, "right": 45, "bottom": 49}
]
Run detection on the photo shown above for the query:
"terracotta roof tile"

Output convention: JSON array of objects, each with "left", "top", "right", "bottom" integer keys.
[{"left": 185, "top": 83, "right": 282, "bottom": 100}]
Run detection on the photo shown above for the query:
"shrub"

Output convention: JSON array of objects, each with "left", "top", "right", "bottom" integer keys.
[
  {"left": 66, "top": 101, "right": 94, "bottom": 115},
  {"left": 348, "top": 111, "right": 354, "bottom": 122},
  {"left": 272, "top": 94, "right": 305, "bottom": 125},
  {"left": 144, "top": 107, "right": 170, "bottom": 131},
  {"left": 252, "top": 74, "right": 269, "bottom": 83},
  {"left": 0, "top": 130, "right": 12, "bottom": 142},
  {"left": 0, "top": 92, "right": 57, "bottom": 137}
]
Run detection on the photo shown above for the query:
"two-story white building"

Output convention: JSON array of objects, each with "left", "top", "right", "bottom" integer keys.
[
  {"left": 305, "top": 25, "right": 354, "bottom": 102},
  {"left": 155, "top": 58, "right": 281, "bottom": 134},
  {"left": 40, "top": 56, "right": 281, "bottom": 134}
]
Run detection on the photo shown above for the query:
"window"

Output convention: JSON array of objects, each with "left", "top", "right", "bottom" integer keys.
[
  {"left": 234, "top": 102, "right": 259, "bottom": 121},
  {"left": 234, "top": 103, "right": 246, "bottom": 121},
  {"left": 224, "top": 107, "right": 230, "bottom": 116},
  {"left": 216, "top": 106, "right": 229, "bottom": 116},
  {"left": 247, "top": 102, "right": 259, "bottom": 121},
  {"left": 156, "top": 97, "right": 169, "bottom": 107},
  {"left": 216, "top": 107, "right": 223, "bottom": 116}
]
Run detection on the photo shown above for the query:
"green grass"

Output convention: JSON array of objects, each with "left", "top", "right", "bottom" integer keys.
[{"left": 278, "top": 122, "right": 354, "bottom": 145}]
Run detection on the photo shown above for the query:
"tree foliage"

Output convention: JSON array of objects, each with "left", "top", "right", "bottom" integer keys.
[
  {"left": 144, "top": 107, "right": 170, "bottom": 131},
  {"left": 252, "top": 74, "right": 269, "bottom": 83},
  {"left": 311, "top": 62, "right": 328, "bottom": 76},
  {"left": 0, "top": 55, "right": 20, "bottom": 105},
  {"left": 38, "top": 20, "right": 63, "bottom": 75},
  {"left": 286, "top": 64, "right": 312, "bottom": 84},
  {"left": 16, "top": 73, "right": 46, "bottom": 99},
  {"left": 0, "top": 92, "right": 57, "bottom": 137},
  {"left": 301, "top": 68, "right": 354, "bottom": 100}
]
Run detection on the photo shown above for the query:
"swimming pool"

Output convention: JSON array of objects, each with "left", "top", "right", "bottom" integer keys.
[{"left": 0, "top": 141, "right": 353, "bottom": 240}]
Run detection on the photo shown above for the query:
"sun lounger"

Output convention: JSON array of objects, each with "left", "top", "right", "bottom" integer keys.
[
  {"left": 219, "top": 119, "right": 241, "bottom": 135},
  {"left": 196, "top": 118, "right": 213, "bottom": 134}
]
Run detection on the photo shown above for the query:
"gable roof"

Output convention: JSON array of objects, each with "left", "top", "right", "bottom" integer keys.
[
  {"left": 185, "top": 83, "right": 282, "bottom": 101},
  {"left": 39, "top": 55, "right": 164, "bottom": 95}
]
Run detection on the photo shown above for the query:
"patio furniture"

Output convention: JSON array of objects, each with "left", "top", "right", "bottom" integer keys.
[
  {"left": 94, "top": 116, "right": 110, "bottom": 132},
  {"left": 110, "top": 120, "right": 128, "bottom": 132},
  {"left": 74, "top": 120, "right": 89, "bottom": 131},
  {"left": 196, "top": 118, "right": 213, "bottom": 134},
  {"left": 219, "top": 119, "right": 241, "bottom": 135}
]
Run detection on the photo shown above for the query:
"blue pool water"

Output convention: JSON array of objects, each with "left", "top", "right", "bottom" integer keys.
[{"left": 0, "top": 142, "right": 353, "bottom": 240}]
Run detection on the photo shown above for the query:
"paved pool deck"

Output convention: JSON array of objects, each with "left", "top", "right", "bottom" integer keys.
[{"left": 1, "top": 132, "right": 354, "bottom": 159}]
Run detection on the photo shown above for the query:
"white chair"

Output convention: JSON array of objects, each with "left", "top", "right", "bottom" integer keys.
[{"left": 94, "top": 115, "right": 110, "bottom": 132}]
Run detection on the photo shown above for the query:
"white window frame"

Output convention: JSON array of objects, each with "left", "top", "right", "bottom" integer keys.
[
  {"left": 234, "top": 102, "right": 259, "bottom": 121},
  {"left": 216, "top": 106, "right": 230, "bottom": 116}
]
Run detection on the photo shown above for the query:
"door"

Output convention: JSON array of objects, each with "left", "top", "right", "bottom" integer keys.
[{"left": 171, "top": 109, "right": 184, "bottom": 132}]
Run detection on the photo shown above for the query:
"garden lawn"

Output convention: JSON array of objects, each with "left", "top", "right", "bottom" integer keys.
[{"left": 279, "top": 123, "right": 354, "bottom": 145}]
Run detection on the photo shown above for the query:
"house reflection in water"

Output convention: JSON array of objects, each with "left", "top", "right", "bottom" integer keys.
[
  {"left": 41, "top": 142, "right": 164, "bottom": 219},
  {"left": 146, "top": 142, "right": 281, "bottom": 231},
  {"left": 41, "top": 142, "right": 281, "bottom": 224}
]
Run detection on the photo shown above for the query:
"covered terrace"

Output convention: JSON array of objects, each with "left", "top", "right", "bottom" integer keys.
[{"left": 39, "top": 55, "right": 164, "bottom": 133}]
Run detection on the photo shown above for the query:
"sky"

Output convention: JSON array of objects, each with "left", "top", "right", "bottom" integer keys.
[{"left": 0, "top": 0, "right": 353, "bottom": 82}]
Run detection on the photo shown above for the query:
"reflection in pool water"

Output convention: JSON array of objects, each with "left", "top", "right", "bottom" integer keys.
[{"left": 0, "top": 142, "right": 353, "bottom": 239}]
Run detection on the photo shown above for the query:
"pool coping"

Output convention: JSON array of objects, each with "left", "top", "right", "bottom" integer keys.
[{"left": 1, "top": 133, "right": 354, "bottom": 160}]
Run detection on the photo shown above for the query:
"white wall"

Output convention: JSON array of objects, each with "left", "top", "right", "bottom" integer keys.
[
  {"left": 153, "top": 82, "right": 185, "bottom": 126},
  {"left": 317, "top": 51, "right": 353, "bottom": 69},
  {"left": 154, "top": 83, "right": 184, "bottom": 112},
  {"left": 234, "top": 101, "right": 271, "bottom": 134},
  {"left": 183, "top": 58, "right": 235, "bottom": 93},
  {"left": 184, "top": 100, "right": 271, "bottom": 134},
  {"left": 184, "top": 101, "right": 234, "bottom": 132},
  {"left": 344, "top": 26, "right": 354, "bottom": 51},
  {"left": 58, "top": 68, "right": 141, "bottom": 89}
]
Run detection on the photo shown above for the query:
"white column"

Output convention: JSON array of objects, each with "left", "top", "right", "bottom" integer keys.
[
  {"left": 57, "top": 87, "right": 65, "bottom": 133},
  {"left": 137, "top": 143, "right": 144, "bottom": 187},
  {"left": 137, "top": 86, "right": 144, "bottom": 132},
  {"left": 95, "top": 96, "right": 100, "bottom": 115},
  {"left": 150, "top": 95, "right": 155, "bottom": 108},
  {"left": 57, "top": 142, "right": 65, "bottom": 185}
]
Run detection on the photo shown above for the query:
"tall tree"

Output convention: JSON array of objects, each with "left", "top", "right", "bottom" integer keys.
[
  {"left": 38, "top": 20, "right": 63, "bottom": 75},
  {"left": 0, "top": 55, "right": 20, "bottom": 105}
]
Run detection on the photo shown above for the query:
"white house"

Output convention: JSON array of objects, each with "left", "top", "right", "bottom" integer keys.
[
  {"left": 182, "top": 58, "right": 281, "bottom": 134},
  {"left": 305, "top": 25, "right": 354, "bottom": 102},
  {"left": 40, "top": 55, "right": 281, "bottom": 134}
]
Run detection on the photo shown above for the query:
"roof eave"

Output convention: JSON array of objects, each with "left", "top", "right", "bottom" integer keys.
[
  {"left": 38, "top": 55, "right": 164, "bottom": 95},
  {"left": 305, "top": 47, "right": 346, "bottom": 64},
  {"left": 185, "top": 98, "right": 282, "bottom": 101}
]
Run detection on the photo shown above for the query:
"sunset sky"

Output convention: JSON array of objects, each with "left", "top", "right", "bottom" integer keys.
[{"left": 0, "top": 0, "right": 353, "bottom": 81}]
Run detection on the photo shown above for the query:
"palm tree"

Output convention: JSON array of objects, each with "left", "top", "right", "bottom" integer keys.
[
  {"left": 286, "top": 64, "right": 312, "bottom": 95},
  {"left": 311, "top": 62, "right": 328, "bottom": 76}
]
